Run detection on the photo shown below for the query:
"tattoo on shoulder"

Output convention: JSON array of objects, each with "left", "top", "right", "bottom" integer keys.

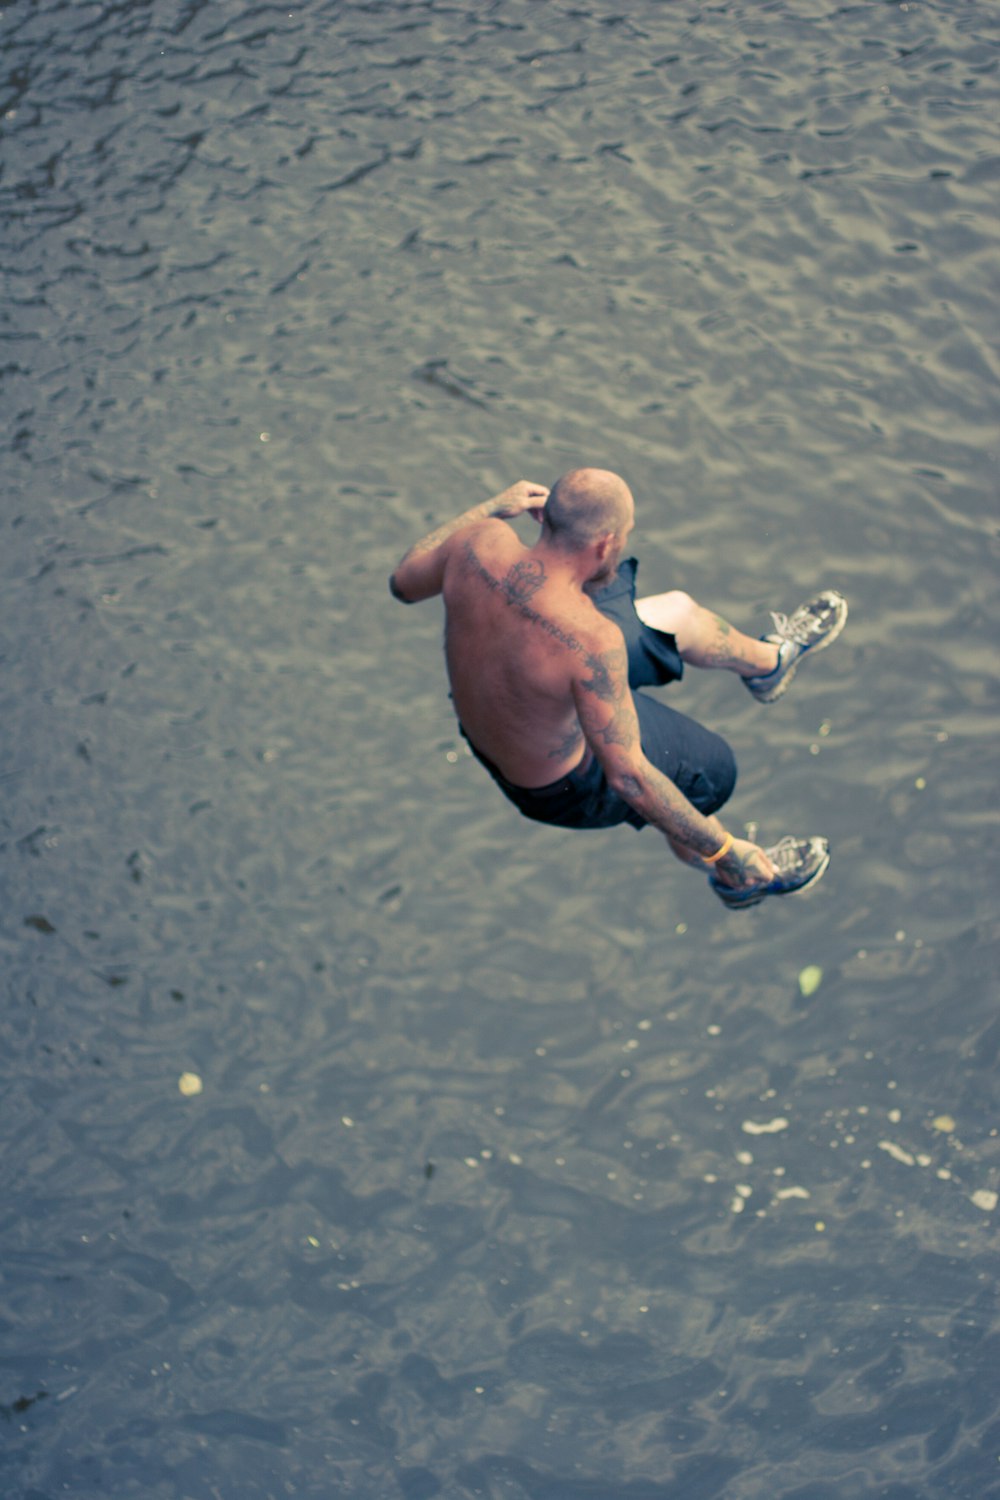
[{"left": 581, "top": 645, "right": 627, "bottom": 704}]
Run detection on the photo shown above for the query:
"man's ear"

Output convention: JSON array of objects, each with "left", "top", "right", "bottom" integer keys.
[{"left": 593, "top": 532, "right": 615, "bottom": 562}]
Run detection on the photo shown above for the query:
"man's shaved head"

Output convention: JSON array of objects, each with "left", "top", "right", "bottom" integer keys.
[{"left": 543, "top": 468, "right": 635, "bottom": 551}]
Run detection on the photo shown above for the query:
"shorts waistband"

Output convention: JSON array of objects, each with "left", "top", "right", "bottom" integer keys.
[{"left": 460, "top": 728, "right": 593, "bottom": 798}]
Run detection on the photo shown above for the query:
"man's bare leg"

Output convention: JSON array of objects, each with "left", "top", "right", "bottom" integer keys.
[{"left": 635, "top": 590, "right": 778, "bottom": 677}]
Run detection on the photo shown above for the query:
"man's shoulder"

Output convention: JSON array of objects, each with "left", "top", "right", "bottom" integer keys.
[
  {"left": 565, "top": 601, "right": 626, "bottom": 667},
  {"left": 446, "top": 516, "right": 514, "bottom": 568}
]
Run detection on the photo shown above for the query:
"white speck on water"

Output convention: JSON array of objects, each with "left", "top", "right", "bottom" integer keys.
[
  {"left": 879, "top": 1140, "right": 915, "bottom": 1166},
  {"left": 743, "top": 1118, "right": 789, "bottom": 1135}
]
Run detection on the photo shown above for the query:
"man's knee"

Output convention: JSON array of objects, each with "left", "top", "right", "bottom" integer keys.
[
  {"left": 687, "top": 739, "right": 737, "bottom": 816},
  {"left": 635, "top": 589, "right": 697, "bottom": 634}
]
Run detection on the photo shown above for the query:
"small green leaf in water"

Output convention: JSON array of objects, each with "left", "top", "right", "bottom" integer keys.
[{"left": 798, "top": 965, "right": 823, "bottom": 997}]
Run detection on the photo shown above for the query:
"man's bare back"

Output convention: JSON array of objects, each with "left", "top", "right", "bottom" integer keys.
[{"left": 443, "top": 520, "right": 616, "bottom": 787}]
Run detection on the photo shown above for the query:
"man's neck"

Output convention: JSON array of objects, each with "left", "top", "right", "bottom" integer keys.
[{"left": 528, "top": 539, "right": 603, "bottom": 593}]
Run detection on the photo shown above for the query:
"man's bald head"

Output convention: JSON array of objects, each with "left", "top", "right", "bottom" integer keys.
[{"left": 542, "top": 468, "right": 635, "bottom": 552}]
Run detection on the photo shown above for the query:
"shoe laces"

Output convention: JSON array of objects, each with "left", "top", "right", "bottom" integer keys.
[
  {"left": 768, "top": 836, "right": 809, "bottom": 872},
  {"left": 768, "top": 607, "right": 821, "bottom": 647}
]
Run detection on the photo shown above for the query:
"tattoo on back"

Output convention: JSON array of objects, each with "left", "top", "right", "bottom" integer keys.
[
  {"left": 459, "top": 540, "right": 638, "bottom": 760},
  {"left": 461, "top": 540, "right": 581, "bottom": 651},
  {"left": 548, "top": 724, "right": 585, "bottom": 761},
  {"left": 503, "top": 558, "right": 545, "bottom": 606}
]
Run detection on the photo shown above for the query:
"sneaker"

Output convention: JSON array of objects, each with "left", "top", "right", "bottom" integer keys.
[
  {"left": 709, "top": 835, "right": 830, "bottom": 910},
  {"left": 744, "top": 590, "right": 848, "bottom": 703}
]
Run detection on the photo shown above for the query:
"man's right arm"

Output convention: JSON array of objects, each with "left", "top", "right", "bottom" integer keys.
[
  {"left": 389, "top": 480, "right": 549, "bottom": 604},
  {"left": 571, "top": 631, "right": 772, "bottom": 888}
]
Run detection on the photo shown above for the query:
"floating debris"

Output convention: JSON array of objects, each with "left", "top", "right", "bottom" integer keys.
[
  {"left": 798, "top": 965, "right": 823, "bottom": 997},
  {"left": 412, "top": 358, "right": 489, "bottom": 408},
  {"left": 0, "top": 1390, "right": 48, "bottom": 1421},
  {"left": 878, "top": 1139, "right": 915, "bottom": 1166},
  {"left": 932, "top": 1114, "right": 956, "bottom": 1134},
  {"left": 970, "top": 1190, "right": 997, "bottom": 1213},
  {"left": 178, "top": 1072, "right": 203, "bottom": 1097},
  {"left": 742, "top": 1118, "right": 789, "bottom": 1136}
]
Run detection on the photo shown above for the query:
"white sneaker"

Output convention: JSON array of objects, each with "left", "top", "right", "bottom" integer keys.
[{"left": 745, "top": 590, "right": 848, "bottom": 703}]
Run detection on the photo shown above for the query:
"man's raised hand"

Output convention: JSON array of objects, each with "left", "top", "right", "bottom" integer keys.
[{"left": 490, "top": 480, "right": 550, "bottom": 520}]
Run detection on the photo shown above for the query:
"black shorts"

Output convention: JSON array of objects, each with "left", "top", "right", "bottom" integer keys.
[
  {"left": 589, "top": 556, "right": 685, "bottom": 688},
  {"left": 466, "top": 559, "right": 737, "bottom": 832}
]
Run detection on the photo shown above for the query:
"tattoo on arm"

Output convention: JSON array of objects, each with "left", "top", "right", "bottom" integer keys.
[
  {"left": 575, "top": 643, "right": 640, "bottom": 752},
  {"left": 592, "top": 702, "right": 639, "bottom": 751},
  {"left": 581, "top": 645, "right": 628, "bottom": 705}
]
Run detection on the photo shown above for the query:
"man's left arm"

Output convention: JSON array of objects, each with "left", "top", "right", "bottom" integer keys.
[{"left": 389, "top": 480, "right": 549, "bottom": 604}]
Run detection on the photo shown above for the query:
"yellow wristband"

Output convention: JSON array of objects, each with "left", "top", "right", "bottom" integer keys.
[{"left": 702, "top": 832, "right": 734, "bottom": 865}]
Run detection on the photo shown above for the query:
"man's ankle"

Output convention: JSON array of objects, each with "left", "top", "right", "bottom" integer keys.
[{"left": 740, "top": 642, "right": 780, "bottom": 679}]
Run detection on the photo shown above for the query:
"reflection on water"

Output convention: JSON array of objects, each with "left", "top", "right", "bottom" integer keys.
[{"left": 2, "top": 0, "right": 998, "bottom": 1496}]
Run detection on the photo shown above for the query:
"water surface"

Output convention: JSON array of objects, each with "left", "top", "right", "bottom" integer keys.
[{"left": 2, "top": 1, "right": 999, "bottom": 1496}]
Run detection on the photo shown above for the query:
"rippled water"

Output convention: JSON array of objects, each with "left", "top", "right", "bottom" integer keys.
[{"left": 2, "top": 2, "right": 999, "bottom": 1497}]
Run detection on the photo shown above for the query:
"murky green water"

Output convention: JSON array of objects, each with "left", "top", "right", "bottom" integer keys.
[{"left": 2, "top": 2, "right": 999, "bottom": 1496}]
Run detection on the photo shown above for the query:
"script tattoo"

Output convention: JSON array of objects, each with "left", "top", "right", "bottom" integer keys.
[{"left": 461, "top": 541, "right": 581, "bottom": 651}]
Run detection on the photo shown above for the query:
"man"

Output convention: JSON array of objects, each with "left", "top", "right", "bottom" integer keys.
[{"left": 390, "top": 468, "right": 847, "bottom": 909}]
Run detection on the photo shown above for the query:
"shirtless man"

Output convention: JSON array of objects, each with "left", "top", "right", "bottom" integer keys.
[{"left": 390, "top": 468, "right": 847, "bottom": 908}]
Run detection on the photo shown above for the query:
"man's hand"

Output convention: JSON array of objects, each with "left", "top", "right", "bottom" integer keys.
[
  {"left": 489, "top": 480, "right": 550, "bottom": 520},
  {"left": 712, "top": 838, "right": 777, "bottom": 891}
]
